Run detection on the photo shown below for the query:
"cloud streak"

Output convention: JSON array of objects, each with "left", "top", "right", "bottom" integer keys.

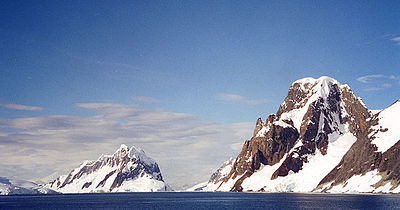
[
  {"left": 356, "top": 74, "right": 386, "bottom": 83},
  {"left": 217, "top": 93, "right": 267, "bottom": 106},
  {"left": 1, "top": 103, "right": 43, "bottom": 111},
  {"left": 356, "top": 74, "right": 400, "bottom": 91},
  {"left": 0, "top": 103, "right": 253, "bottom": 190},
  {"left": 392, "top": 37, "right": 400, "bottom": 45}
]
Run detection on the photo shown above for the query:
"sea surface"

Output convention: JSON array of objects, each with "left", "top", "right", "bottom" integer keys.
[{"left": 1, "top": 192, "right": 399, "bottom": 210}]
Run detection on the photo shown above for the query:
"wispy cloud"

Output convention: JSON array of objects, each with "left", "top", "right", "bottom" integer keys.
[
  {"left": 356, "top": 74, "right": 400, "bottom": 91},
  {"left": 0, "top": 103, "right": 253, "bottom": 189},
  {"left": 1, "top": 103, "right": 42, "bottom": 111},
  {"left": 356, "top": 74, "right": 386, "bottom": 83},
  {"left": 391, "top": 37, "right": 400, "bottom": 45},
  {"left": 357, "top": 34, "right": 400, "bottom": 47},
  {"left": 134, "top": 96, "right": 162, "bottom": 103},
  {"left": 217, "top": 93, "right": 267, "bottom": 106}
]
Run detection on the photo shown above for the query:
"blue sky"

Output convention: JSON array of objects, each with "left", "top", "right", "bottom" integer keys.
[{"left": 0, "top": 1, "right": 399, "bottom": 189}]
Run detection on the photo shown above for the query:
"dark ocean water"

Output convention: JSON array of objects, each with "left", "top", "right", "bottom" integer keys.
[{"left": 1, "top": 192, "right": 399, "bottom": 210}]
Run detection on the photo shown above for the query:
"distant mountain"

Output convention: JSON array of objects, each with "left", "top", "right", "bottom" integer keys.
[
  {"left": 215, "top": 76, "right": 400, "bottom": 193},
  {"left": 0, "top": 177, "right": 56, "bottom": 195},
  {"left": 185, "top": 182, "right": 208, "bottom": 192},
  {"left": 47, "top": 144, "right": 170, "bottom": 193},
  {"left": 186, "top": 158, "right": 234, "bottom": 192}
]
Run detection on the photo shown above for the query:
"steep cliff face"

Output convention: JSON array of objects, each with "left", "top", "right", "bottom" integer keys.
[
  {"left": 315, "top": 100, "right": 400, "bottom": 193},
  {"left": 217, "top": 76, "right": 372, "bottom": 192},
  {"left": 47, "top": 144, "right": 170, "bottom": 193}
]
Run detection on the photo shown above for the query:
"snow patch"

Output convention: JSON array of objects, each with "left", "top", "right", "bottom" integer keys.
[
  {"left": 256, "top": 125, "right": 270, "bottom": 137},
  {"left": 273, "top": 120, "right": 291, "bottom": 128},
  {"left": 371, "top": 100, "right": 400, "bottom": 153},
  {"left": 327, "top": 170, "right": 382, "bottom": 193},
  {"left": 374, "top": 182, "right": 393, "bottom": 193}
]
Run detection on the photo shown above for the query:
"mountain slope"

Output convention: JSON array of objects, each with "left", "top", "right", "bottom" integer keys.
[
  {"left": 217, "top": 76, "right": 376, "bottom": 192},
  {"left": 47, "top": 144, "right": 170, "bottom": 193},
  {"left": 315, "top": 100, "right": 400, "bottom": 193},
  {"left": 0, "top": 177, "right": 56, "bottom": 195},
  {"left": 185, "top": 158, "right": 234, "bottom": 192}
]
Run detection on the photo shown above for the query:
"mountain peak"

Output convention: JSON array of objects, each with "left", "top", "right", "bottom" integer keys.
[
  {"left": 129, "top": 146, "right": 156, "bottom": 166},
  {"left": 119, "top": 144, "right": 128, "bottom": 150},
  {"left": 275, "top": 76, "right": 349, "bottom": 132},
  {"left": 217, "top": 76, "right": 371, "bottom": 192},
  {"left": 292, "top": 76, "right": 340, "bottom": 86},
  {"left": 290, "top": 76, "right": 343, "bottom": 100}
]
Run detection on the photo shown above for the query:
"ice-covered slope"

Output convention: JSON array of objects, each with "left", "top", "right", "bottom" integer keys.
[
  {"left": 370, "top": 100, "right": 400, "bottom": 153},
  {"left": 185, "top": 182, "right": 208, "bottom": 192},
  {"left": 0, "top": 177, "right": 56, "bottom": 195},
  {"left": 217, "top": 76, "right": 371, "bottom": 192},
  {"left": 240, "top": 132, "right": 357, "bottom": 192},
  {"left": 47, "top": 144, "right": 170, "bottom": 193},
  {"left": 315, "top": 100, "right": 400, "bottom": 193}
]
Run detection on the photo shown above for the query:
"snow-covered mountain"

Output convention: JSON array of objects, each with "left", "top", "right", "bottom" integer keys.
[
  {"left": 216, "top": 76, "right": 400, "bottom": 193},
  {"left": 186, "top": 158, "right": 234, "bottom": 191},
  {"left": 47, "top": 144, "right": 170, "bottom": 193},
  {"left": 0, "top": 177, "right": 56, "bottom": 195}
]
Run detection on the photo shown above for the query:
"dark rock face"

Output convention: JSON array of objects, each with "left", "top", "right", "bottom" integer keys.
[
  {"left": 218, "top": 77, "right": 373, "bottom": 192},
  {"left": 377, "top": 141, "right": 400, "bottom": 189},
  {"left": 228, "top": 122, "right": 299, "bottom": 191}
]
